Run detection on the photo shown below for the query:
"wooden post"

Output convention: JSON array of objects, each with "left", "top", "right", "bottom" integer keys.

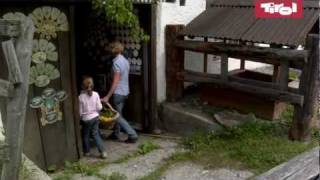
[
  {"left": 1, "top": 18, "right": 34, "bottom": 180},
  {"left": 240, "top": 59, "right": 245, "bottom": 70},
  {"left": 148, "top": 3, "right": 158, "bottom": 132},
  {"left": 290, "top": 34, "right": 319, "bottom": 141},
  {"left": 166, "top": 25, "right": 184, "bottom": 102},
  {"left": 203, "top": 37, "right": 208, "bottom": 73},
  {"left": 221, "top": 54, "right": 228, "bottom": 81},
  {"left": 278, "top": 60, "right": 289, "bottom": 91},
  {"left": 272, "top": 65, "right": 279, "bottom": 83}
]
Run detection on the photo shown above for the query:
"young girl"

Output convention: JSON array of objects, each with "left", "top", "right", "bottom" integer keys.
[{"left": 79, "top": 76, "right": 107, "bottom": 158}]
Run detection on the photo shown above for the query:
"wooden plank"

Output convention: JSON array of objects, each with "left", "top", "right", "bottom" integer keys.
[
  {"left": 174, "top": 40, "right": 307, "bottom": 69},
  {"left": 240, "top": 59, "right": 245, "bottom": 70},
  {"left": 278, "top": 60, "right": 289, "bottom": 90},
  {"left": 142, "top": 43, "right": 149, "bottom": 130},
  {"left": 1, "top": 17, "right": 34, "bottom": 180},
  {"left": 256, "top": 147, "right": 319, "bottom": 180},
  {"left": 165, "top": 25, "right": 185, "bottom": 102},
  {"left": 23, "top": 87, "right": 47, "bottom": 169},
  {"left": 203, "top": 37, "right": 208, "bottom": 73},
  {"left": 149, "top": 3, "right": 158, "bottom": 132},
  {"left": 57, "top": 31, "right": 78, "bottom": 162},
  {"left": 220, "top": 54, "right": 228, "bottom": 81},
  {"left": 2, "top": 40, "right": 23, "bottom": 84},
  {"left": 290, "top": 34, "right": 319, "bottom": 141},
  {"left": 272, "top": 65, "right": 279, "bottom": 83},
  {"left": 68, "top": 5, "right": 82, "bottom": 158},
  {"left": 0, "top": 79, "right": 12, "bottom": 97},
  {"left": 177, "top": 70, "right": 304, "bottom": 105}
]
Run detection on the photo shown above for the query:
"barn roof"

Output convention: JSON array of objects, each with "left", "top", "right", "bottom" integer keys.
[
  {"left": 180, "top": 0, "right": 320, "bottom": 46},
  {"left": 0, "top": 0, "right": 157, "bottom": 3}
]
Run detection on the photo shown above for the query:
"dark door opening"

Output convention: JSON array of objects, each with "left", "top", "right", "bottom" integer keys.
[{"left": 73, "top": 3, "right": 152, "bottom": 131}]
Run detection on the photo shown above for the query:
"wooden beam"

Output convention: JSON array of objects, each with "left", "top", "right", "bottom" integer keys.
[
  {"left": 0, "top": 79, "right": 13, "bottom": 97},
  {"left": 166, "top": 25, "right": 185, "bottom": 102},
  {"left": 174, "top": 40, "right": 307, "bottom": 69},
  {"left": 240, "top": 59, "right": 245, "bottom": 70},
  {"left": 1, "top": 17, "right": 34, "bottom": 180},
  {"left": 278, "top": 60, "right": 289, "bottom": 90},
  {"left": 256, "top": 147, "right": 319, "bottom": 180},
  {"left": 149, "top": 3, "right": 158, "bottom": 132},
  {"left": 2, "top": 40, "right": 23, "bottom": 84},
  {"left": 177, "top": 70, "right": 304, "bottom": 105},
  {"left": 290, "top": 34, "right": 319, "bottom": 141},
  {"left": 203, "top": 37, "right": 208, "bottom": 73},
  {"left": 0, "top": 20, "right": 21, "bottom": 37},
  {"left": 220, "top": 54, "right": 228, "bottom": 81}
]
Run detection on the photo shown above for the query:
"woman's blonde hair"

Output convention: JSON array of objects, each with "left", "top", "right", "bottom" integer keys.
[{"left": 109, "top": 42, "right": 124, "bottom": 55}]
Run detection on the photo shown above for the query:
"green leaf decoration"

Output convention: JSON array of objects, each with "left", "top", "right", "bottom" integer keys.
[
  {"left": 32, "top": 39, "right": 58, "bottom": 63},
  {"left": 30, "top": 63, "right": 60, "bottom": 87}
]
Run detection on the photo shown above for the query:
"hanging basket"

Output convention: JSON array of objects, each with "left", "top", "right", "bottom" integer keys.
[{"left": 99, "top": 103, "right": 119, "bottom": 128}]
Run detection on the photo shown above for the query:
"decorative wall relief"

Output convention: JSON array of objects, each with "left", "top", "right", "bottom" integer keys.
[
  {"left": 29, "top": 63, "right": 60, "bottom": 87},
  {"left": 2, "top": 12, "right": 27, "bottom": 21},
  {"left": 30, "top": 88, "right": 67, "bottom": 126},
  {"left": 30, "top": 6, "right": 69, "bottom": 40},
  {"left": 32, "top": 39, "right": 58, "bottom": 64}
]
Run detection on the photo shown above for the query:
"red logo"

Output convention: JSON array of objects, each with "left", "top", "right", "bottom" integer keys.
[{"left": 255, "top": 0, "right": 303, "bottom": 18}]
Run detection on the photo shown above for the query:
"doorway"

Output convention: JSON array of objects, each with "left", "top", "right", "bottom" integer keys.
[{"left": 73, "top": 3, "right": 152, "bottom": 132}]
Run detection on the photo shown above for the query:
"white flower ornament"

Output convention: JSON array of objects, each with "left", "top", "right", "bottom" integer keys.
[
  {"left": 30, "top": 63, "right": 60, "bottom": 87},
  {"left": 30, "top": 6, "right": 69, "bottom": 40},
  {"left": 32, "top": 39, "right": 58, "bottom": 63}
]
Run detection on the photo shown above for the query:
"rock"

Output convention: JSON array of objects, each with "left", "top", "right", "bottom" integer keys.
[{"left": 214, "top": 111, "right": 251, "bottom": 128}]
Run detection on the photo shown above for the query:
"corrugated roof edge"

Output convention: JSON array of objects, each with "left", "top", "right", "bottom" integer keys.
[{"left": 210, "top": 0, "right": 319, "bottom": 9}]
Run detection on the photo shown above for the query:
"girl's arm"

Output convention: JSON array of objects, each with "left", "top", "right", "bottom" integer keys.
[
  {"left": 79, "top": 96, "right": 83, "bottom": 118},
  {"left": 96, "top": 94, "right": 103, "bottom": 111}
]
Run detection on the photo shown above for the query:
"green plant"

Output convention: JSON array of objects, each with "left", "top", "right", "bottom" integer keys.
[
  {"left": 53, "top": 161, "right": 108, "bottom": 180},
  {"left": 113, "top": 140, "right": 160, "bottom": 164},
  {"left": 91, "top": 0, "right": 150, "bottom": 42},
  {"left": 137, "top": 140, "right": 160, "bottom": 155},
  {"left": 182, "top": 120, "right": 317, "bottom": 173},
  {"left": 289, "top": 70, "right": 299, "bottom": 80}
]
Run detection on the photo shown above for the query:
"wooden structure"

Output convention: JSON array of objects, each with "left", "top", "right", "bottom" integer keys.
[
  {"left": 0, "top": 18, "right": 35, "bottom": 180},
  {"left": 166, "top": 0, "right": 319, "bottom": 141},
  {"left": 0, "top": 0, "right": 159, "bottom": 171},
  {"left": 256, "top": 147, "right": 320, "bottom": 180}
]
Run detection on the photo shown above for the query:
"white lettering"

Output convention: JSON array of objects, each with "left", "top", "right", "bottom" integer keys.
[{"left": 260, "top": 2, "right": 298, "bottom": 16}]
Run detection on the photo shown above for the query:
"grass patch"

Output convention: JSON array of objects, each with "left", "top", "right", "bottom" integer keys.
[
  {"left": 53, "top": 161, "right": 108, "bottom": 180},
  {"left": 141, "top": 107, "right": 318, "bottom": 179},
  {"left": 113, "top": 140, "right": 159, "bottom": 163},
  {"left": 289, "top": 70, "right": 300, "bottom": 80},
  {"left": 53, "top": 140, "right": 159, "bottom": 180},
  {"left": 183, "top": 119, "right": 317, "bottom": 173}
]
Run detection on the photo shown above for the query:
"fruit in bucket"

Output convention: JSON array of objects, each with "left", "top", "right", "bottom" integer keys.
[{"left": 100, "top": 103, "right": 118, "bottom": 123}]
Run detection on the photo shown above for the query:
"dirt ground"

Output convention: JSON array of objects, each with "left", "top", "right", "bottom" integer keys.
[{"left": 51, "top": 133, "right": 254, "bottom": 180}]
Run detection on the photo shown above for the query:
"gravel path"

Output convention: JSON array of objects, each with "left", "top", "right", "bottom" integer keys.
[
  {"left": 98, "top": 139, "right": 177, "bottom": 180},
  {"left": 53, "top": 136, "right": 255, "bottom": 180},
  {"left": 161, "top": 163, "right": 254, "bottom": 180}
]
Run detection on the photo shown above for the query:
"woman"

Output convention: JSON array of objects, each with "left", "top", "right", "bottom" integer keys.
[{"left": 102, "top": 42, "right": 138, "bottom": 143}]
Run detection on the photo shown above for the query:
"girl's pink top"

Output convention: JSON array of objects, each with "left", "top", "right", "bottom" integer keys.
[{"left": 79, "top": 91, "right": 102, "bottom": 121}]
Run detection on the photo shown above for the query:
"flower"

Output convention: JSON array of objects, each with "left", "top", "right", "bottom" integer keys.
[
  {"left": 30, "top": 6, "right": 69, "bottom": 40},
  {"left": 30, "top": 63, "right": 60, "bottom": 87},
  {"left": 32, "top": 39, "right": 58, "bottom": 63}
]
